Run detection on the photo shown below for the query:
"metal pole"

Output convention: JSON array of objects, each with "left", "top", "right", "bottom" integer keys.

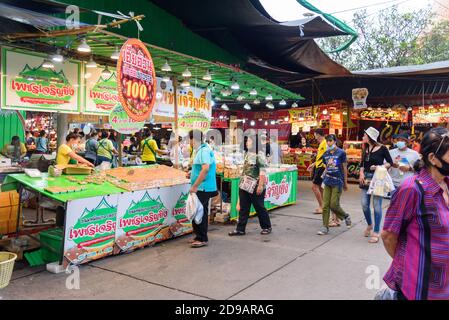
[
  {"left": 118, "top": 133, "right": 123, "bottom": 167},
  {"left": 57, "top": 113, "right": 68, "bottom": 148},
  {"left": 173, "top": 77, "right": 179, "bottom": 168}
]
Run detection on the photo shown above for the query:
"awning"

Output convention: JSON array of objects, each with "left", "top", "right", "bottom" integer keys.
[{"left": 149, "top": 0, "right": 351, "bottom": 77}]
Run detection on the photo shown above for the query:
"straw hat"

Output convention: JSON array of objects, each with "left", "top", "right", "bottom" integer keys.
[{"left": 364, "top": 127, "right": 379, "bottom": 142}]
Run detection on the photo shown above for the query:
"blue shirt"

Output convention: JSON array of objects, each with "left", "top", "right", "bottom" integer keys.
[
  {"left": 191, "top": 144, "right": 217, "bottom": 192},
  {"left": 35, "top": 137, "right": 48, "bottom": 152},
  {"left": 322, "top": 148, "right": 347, "bottom": 188}
]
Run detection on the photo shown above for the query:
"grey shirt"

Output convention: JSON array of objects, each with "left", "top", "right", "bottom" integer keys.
[{"left": 389, "top": 147, "right": 420, "bottom": 187}]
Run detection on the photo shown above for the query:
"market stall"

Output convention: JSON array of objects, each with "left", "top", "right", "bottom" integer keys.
[
  {"left": 214, "top": 145, "right": 298, "bottom": 221},
  {"left": 2, "top": 165, "right": 191, "bottom": 268}
]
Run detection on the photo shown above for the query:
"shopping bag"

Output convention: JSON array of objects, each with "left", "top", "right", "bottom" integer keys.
[{"left": 186, "top": 193, "right": 204, "bottom": 224}]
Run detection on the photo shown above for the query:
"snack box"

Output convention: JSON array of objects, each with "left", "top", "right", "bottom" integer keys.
[{"left": 56, "top": 164, "right": 93, "bottom": 175}]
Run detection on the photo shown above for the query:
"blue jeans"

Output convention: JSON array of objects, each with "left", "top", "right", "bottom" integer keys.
[{"left": 361, "top": 188, "right": 383, "bottom": 233}]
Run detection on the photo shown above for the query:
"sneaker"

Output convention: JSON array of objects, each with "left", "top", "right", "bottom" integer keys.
[
  {"left": 344, "top": 214, "right": 352, "bottom": 228},
  {"left": 317, "top": 226, "right": 329, "bottom": 235}
]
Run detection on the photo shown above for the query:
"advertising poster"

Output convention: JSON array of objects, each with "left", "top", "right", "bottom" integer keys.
[
  {"left": 413, "top": 105, "right": 449, "bottom": 124},
  {"left": 84, "top": 66, "right": 119, "bottom": 114},
  {"left": 1, "top": 47, "right": 81, "bottom": 113},
  {"left": 352, "top": 88, "right": 369, "bottom": 109},
  {"left": 152, "top": 79, "right": 212, "bottom": 127},
  {"left": 117, "top": 38, "right": 157, "bottom": 122},
  {"left": 109, "top": 104, "right": 145, "bottom": 134},
  {"left": 264, "top": 171, "right": 295, "bottom": 208},
  {"left": 115, "top": 184, "right": 191, "bottom": 254},
  {"left": 64, "top": 195, "right": 119, "bottom": 268}
]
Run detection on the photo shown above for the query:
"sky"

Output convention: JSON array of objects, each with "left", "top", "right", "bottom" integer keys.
[{"left": 259, "top": 0, "right": 443, "bottom": 24}]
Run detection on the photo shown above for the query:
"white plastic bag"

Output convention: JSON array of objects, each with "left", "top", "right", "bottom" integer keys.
[{"left": 186, "top": 193, "right": 204, "bottom": 224}]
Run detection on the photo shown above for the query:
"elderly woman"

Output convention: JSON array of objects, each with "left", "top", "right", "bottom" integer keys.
[{"left": 382, "top": 127, "right": 449, "bottom": 300}]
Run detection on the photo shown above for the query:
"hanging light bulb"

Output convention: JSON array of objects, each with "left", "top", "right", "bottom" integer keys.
[
  {"left": 221, "top": 103, "right": 229, "bottom": 111},
  {"left": 250, "top": 120, "right": 255, "bottom": 126},
  {"left": 254, "top": 99, "right": 261, "bottom": 105},
  {"left": 291, "top": 102, "right": 298, "bottom": 108},
  {"left": 202, "top": 70, "right": 212, "bottom": 81},
  {"left": 266, "top": 94, "right": 273, "bottom": 101},
  {"left": 162, "top": 75, "right": 170, "bottom": 82},
  {"left": 84, "top": 72, "right": 92, "bottom": 79},
  {"left": 77, "top": 38, "right": 91, "bottom": 53},
  {"left": 231, "top": 81, "right": 240, "bottom": 90},
  {"left": 266, "top": 102, "right": 274, "bottom": 109},
  {"left": 322, "top": 109, "right": 328, "bottom": 115},
  {"left": 110, "top": 47, "right": 120, "bottom": 60},
  {"left": 264, "top": 120, "right": 268, "bottom": 126},
  {"left": 284, "top": 116, "right": 289, "bottom": 122},
  {"left": 182, "top": 67, "right": 192, "bottom": 78},
  {"left": 236, "top": 95, "right": 244, "bottom": 101},
  {"left": 101, "top": 66, "right": 112, "bottom": 78},
  {"left": 86, "top": 56, "right": 97, "bottom": 68},
  {"left": 279, "top": 99, "right": 287, "bottom": 106},
  {"left": 181, "top": 79, "right": 190, "bottom": 88},
  {"left": 250, "top": 88, "right": 257, "bottom": 96},
  {"left": 51, "top": 49, "right": 64, "bottom": 63},
  {"left": 243, "top": 103, "right": 251, "bottom": 110},
  {"left": 161, "top": 60, "right": 171, "bottom": 72},
  {"left": 271, "top": 120, "right": 276, "bottom": 125},
  {"left": 42, "top": 59, "right": 54, "bottom": 69}
]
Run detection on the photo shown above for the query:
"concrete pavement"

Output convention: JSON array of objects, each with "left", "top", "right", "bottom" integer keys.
[{"left": 0, "top": 181, "right": 392, "bottom": 300}]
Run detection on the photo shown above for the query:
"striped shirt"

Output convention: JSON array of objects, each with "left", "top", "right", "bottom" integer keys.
[{"left": 383, "top": 168, "right": 449, "bottom": 300}]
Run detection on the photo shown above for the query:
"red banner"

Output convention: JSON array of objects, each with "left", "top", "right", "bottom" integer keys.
[
  {"left": 117, "top": 38, "right": 157, "bottom": 122},
  {"left": 211, "top": 110, "right": 229, "bottom": 128}
]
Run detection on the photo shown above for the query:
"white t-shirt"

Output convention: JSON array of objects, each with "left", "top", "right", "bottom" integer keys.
[{"left": 389, "top": 147, "right": 420, "bottom": 187}]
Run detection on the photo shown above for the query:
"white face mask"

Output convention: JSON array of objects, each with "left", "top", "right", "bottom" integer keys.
[{"left": 71, "top": 143, "right": 79, "bottom": 150}]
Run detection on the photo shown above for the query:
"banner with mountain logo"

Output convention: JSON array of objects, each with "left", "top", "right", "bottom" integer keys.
[
  {"left": 115, "top": 183, "right": 191, "bottom": 254},
  {"left": 84, "top": 66, "right": 119, "bottom": 115},
  {"left": 1, "top": 47, "right": 81, "bottom": 113},
  {"left": 64, "top": 195, "right": 119, "bottom": 268}
]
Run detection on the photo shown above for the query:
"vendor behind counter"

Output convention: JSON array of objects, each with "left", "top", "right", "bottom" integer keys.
[
  {"left": 56, "top": 133, "right": 94, "bottom": 167},
  {"left": 1, "top": 136, "right": 27, "bottom": 162}
]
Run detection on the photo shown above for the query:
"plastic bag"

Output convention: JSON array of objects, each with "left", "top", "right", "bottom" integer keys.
[
  {"left": 186, "top": 193, "right": 204, "bottom": 224},
  {"left": 374, "top": 287, "right": 397, "bottom": 300}
]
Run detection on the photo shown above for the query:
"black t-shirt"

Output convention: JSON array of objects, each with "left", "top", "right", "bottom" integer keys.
[{"left": 361, "top": 145, "right": 393, "bottom": 173}]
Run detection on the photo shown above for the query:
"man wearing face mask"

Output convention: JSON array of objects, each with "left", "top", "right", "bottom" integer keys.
[{"left": 389, "top": 133, "right": 420, "bottom": 189}]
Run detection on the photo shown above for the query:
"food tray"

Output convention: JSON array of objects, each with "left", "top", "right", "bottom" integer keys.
[{"left": 44, "top": 186, "right": 86, "bottom": 194}]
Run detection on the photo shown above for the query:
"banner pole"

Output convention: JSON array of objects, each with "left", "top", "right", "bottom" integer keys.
[{"left": 173, "top": 77, "right": 179, "bottom": 168}]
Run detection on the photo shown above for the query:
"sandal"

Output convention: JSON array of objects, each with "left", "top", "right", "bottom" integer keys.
[
  {"left": 188, "top": 238, "right": 199, "bottom": 243},
  {"left": 314, "top": 208, "right": 322, "bottom": 214},
  {"left": 228, "top": 230, "right": 246, "bottom": 236},
  {"left": 261, "top": 228, "right": 272, "bottom": 235},
  {"left": 364, "top": 228, "right": 373, "bottom": 238},
  {"left": 329, "top": 220, "right": 341, "bottom": 227},
  {"left": 369, "top": 235, "right": 380, "bottom": 243},
  {"left": 191, "top": 241, "right": 208, "bottom": 248}
]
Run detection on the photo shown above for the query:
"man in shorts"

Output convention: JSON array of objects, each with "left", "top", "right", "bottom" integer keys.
[{"left": 310, "top": 129, "right": 327, "bottom": 214}]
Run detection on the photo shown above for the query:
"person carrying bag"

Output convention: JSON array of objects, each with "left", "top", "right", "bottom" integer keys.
[{"left": 229, "top": 135, "right": 272, "bottom": 236}]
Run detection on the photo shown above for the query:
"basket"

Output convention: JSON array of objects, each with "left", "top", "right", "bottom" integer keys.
[{"left": 0, "top": 252, "right": 17, "bottom": 289}]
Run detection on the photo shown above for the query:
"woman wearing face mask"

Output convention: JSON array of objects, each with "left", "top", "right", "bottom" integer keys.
[
  {"left": 359, "top": 127, "right": 393, "bottom": 244},
  {"left": 382, "top": 127, "right": 449, "bottom": 300},
  {"left": 56, "top": 133, "right": 94, "bottom": 167}
]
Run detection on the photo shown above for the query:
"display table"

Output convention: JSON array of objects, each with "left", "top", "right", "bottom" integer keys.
[
  {"left": 0, "top": 166, "right": 24, "bottom": 184},
  {"left": 220, "top": 167, "right": 298, "bottom": 221},
  {"left": 2, "top": 167, "right": 192, "bottom": 268}
]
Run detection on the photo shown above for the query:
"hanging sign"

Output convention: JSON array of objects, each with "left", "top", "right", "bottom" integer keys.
[
  {"left": 152, "top": 79, "right": 212, "bottom": 124},
  {"left": 354, "top": 108, "right": 407, "bottom": 122},
  {"left": 352, "top": 88, "right": 369, "bottom": 109},
  {"left": 178, "top": 111, "right": 211, "bottom": 133},
  {"left": 85, "top": 66, "right": 119, "bottom": 114},
  {"left": 1, "top": 47, "right": 81, "bottom": 113},
  {"left": 109, "top": 104, "right": 145, "bottom": 134},
  {"left": 413, "top": 105, "right": 449, "bottom": 124},
  {"left": 329, "top": 112, "right": 343, "bottom": 131},
  {"left": 117, "top": 38, "right": 157, "bottom": 122}
]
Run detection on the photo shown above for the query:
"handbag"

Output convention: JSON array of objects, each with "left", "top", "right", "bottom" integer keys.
[
  {"left": 239, "top": 175, "right": 259, "bottom": 194},
  {"left": 360, "top": 172, "right": 374, "bottom": 189}
]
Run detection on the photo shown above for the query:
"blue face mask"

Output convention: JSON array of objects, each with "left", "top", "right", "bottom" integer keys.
[
  {"left": 327, "top": 144, "right": 336, "bottom": 150},
  {"left": 396, "top": 141, "right": 406, "bottom": 149}
]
